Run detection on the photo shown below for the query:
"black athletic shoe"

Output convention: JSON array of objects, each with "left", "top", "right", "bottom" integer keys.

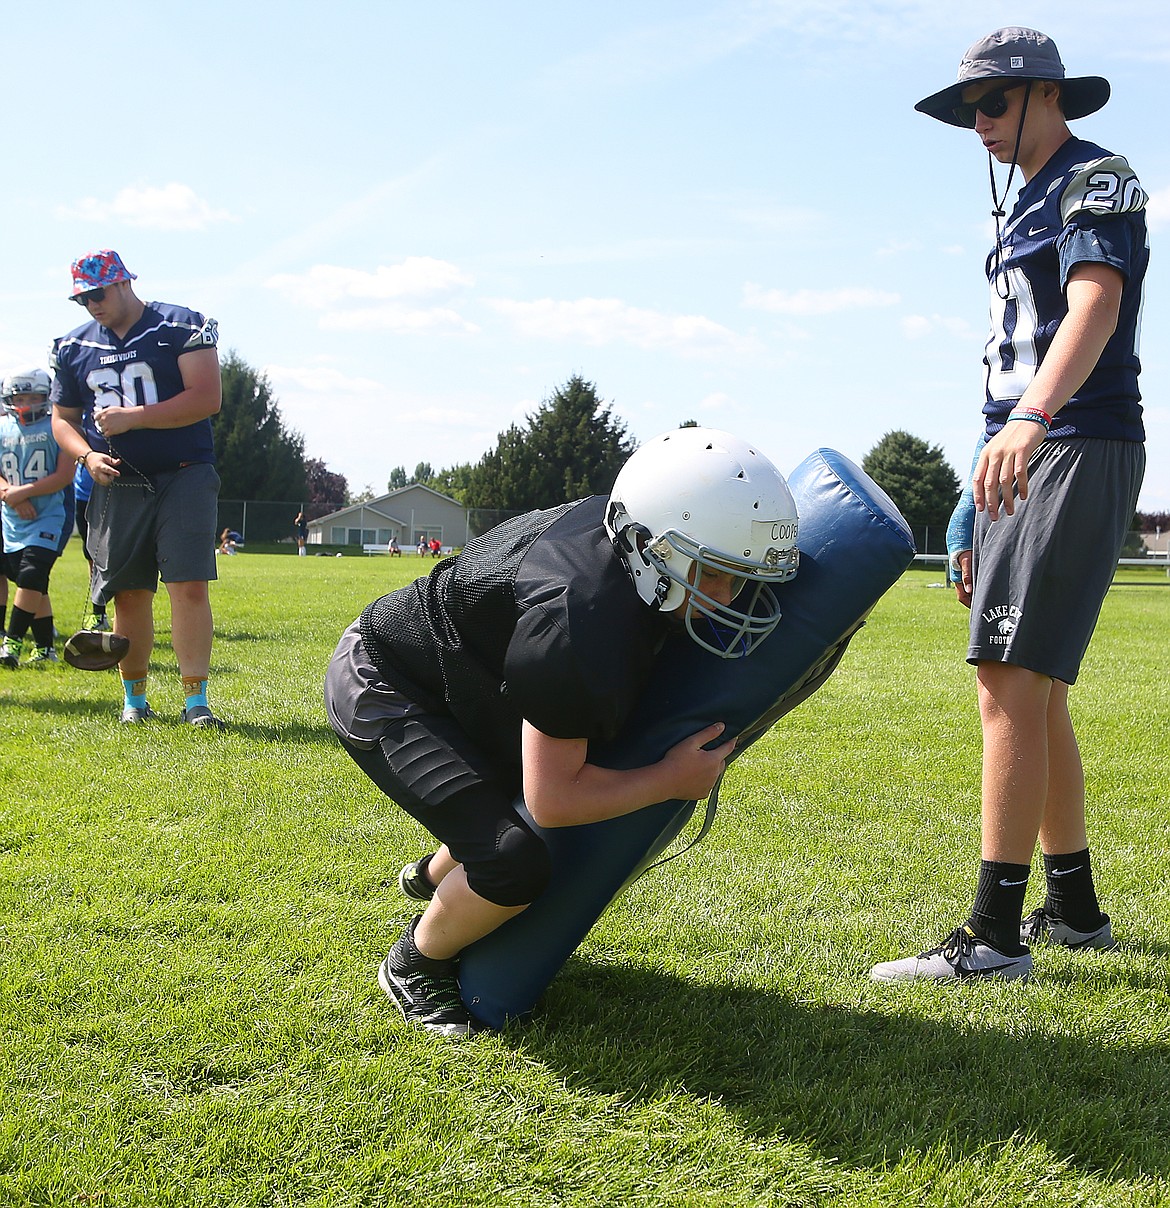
[
  {"left": 378, "top": 921, "right": 485, "bottom": 1039},
  {"left": 398, "top": 854, "right": 437, "bottom": 901}
]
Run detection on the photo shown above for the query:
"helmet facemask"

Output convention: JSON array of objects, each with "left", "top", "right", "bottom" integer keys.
[
  {"left": 2, "top": 370, "right": 52, "bottom": 426},
  {"left": 645, "top": 528, "right": 796, "bottom": 658}
]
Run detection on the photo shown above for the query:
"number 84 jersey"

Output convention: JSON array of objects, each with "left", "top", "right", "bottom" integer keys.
[
  {"left": 984, "top": 136, "right": 1148, "bottom": 444},
  {"left": 0, "top": 412, "right": 66, "bottom": 552}
]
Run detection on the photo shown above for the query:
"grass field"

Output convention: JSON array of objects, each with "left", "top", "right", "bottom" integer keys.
[{"left": 2, "top": 545, "right": 1168, "bottom": 1207}]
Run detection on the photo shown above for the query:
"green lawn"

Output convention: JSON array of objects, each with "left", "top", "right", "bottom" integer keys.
[{"left": 2, "top": 547, "right": 1168, "bottom": 1207}]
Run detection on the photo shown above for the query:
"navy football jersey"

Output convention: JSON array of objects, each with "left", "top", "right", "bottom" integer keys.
[
  {"left": 0, "top": 412, "right": 66, "bottom": 552},
  {"left": 986, "top": 137, "right": 1148, "bottom": 442},
  {"left": 50, "top": 301, "right": 219, "bottom": 477}
]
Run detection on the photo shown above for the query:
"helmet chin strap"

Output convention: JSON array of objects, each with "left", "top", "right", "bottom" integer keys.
[{"left": 989, "top": 83, "right": 1032, "bottom": 301}]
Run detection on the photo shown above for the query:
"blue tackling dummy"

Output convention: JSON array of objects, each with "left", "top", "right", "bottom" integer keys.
[{"left": 459, "top": 448, "right": 916, "bottom": 1027}]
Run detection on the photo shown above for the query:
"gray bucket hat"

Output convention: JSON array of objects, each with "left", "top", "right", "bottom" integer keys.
[{"left": 915, "top": 27, "right": 1110, "bottom": 127}]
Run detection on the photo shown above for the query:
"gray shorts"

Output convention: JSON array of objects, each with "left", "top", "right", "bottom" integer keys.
[
  {"left": 968, "top": 438, "right": 1144, "bottom": 684},
  {"left": 87, "top": 463, "right": 220, "bottom": 599}
]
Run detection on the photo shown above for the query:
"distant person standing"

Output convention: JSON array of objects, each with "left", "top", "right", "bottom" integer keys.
[
  {"left": 50, "top": 249, "right": 228, "bottom": 729},
  {"left": 871, "top": 29, "right": 1148, "bottom": 982},
  {"left": 295, "top": 510, "right": 308, "bottom": 556}
]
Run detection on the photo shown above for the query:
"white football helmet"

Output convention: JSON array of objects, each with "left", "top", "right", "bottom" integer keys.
[
  {"left": 2, "top": 369, "right": 52, "bottom": 426},
  {"left": 605, "top": 427, "right": 799, "bottom": 658}
]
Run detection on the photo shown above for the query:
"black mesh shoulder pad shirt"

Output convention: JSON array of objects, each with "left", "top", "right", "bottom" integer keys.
[{"left": 359, "top": 495, "right": 666, "bottom": 772}]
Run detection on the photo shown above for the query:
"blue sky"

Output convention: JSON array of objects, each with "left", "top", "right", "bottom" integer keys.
[{"left": 5, "top": 1, "right": 1168, "bottom": 511}]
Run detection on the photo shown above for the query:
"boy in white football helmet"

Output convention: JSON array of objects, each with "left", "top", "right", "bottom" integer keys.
[
  {"left": 326, "top": 426, "right": 799, "bottom": 1037},
  {"left": 0, "top": 370, "right": 73, "bottom": 666}
]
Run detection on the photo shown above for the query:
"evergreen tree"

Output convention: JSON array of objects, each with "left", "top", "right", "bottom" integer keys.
[
  {"left": 387, "top": 466, "right": 408, "bottom": 491},
  {"left": 863, "top": 431, "right": 960, "bottom": 547},
  {"left": 213, "top": 352, "right": 307, "bottom": 501},
  {"left": 464, "top": 375, "right": 635, "bottom": 510}
]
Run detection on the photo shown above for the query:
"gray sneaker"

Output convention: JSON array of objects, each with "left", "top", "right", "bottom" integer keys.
[
  {"left": 378, "top": 920, "right": 485, "bottom": 1039},
  {"left": 26, "top": 646, "right": 59, "bottom": 666},
  {"left": 182, "top": 704, "right": 227, "bottom": 730},
  {"left": 121, "top": 702, "right": 159, "bottom": 724},
  {"left": 1020, "top": 907, "right": 1118, "bottom": 951},
  {"left": 870, "top": 925, "right": 1033, "bottom": 983},
  {"left": 399, "top": 854, "right": 437, "bottom": 901}
]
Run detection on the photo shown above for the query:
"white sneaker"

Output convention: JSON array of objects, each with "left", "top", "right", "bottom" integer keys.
[
  {"left": 1020, "top": 907, "right": 1118, "bottom": 951},
  {"left": 870, "top": 925, "right": 1033, "bottom": 982}
]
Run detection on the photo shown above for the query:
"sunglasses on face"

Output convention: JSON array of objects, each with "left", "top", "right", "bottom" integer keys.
[
  {"left": 952, "top": 82, "right": 1030, "bottom": 128},
  {"left": 73, "top": 287, "right": 108, "bottom": 307}
]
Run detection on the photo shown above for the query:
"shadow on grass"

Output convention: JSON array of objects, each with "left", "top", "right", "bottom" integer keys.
[
  {"left": 9, "top": 697, "right": 338, "bottom": 746},
  {"left": 516, "top": 957, "right": 1170, "bottom": 1185}
]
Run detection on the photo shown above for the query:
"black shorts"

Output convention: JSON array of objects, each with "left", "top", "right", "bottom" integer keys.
[
  {"left": 87, "top": 463, "right": 219, "bottom": 597},
  {"left": 2, "top": 544, "right": 58, "bottom": 595},
  {"left": 968, "top": 437, "right": 1145, "bottom": 683},
  {"left": 325, "top": 621, "right": 546, "bottom": 907}
]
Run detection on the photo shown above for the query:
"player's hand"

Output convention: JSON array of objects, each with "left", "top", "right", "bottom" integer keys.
[
  {"left": 954, "top": 549, "right": 973, "bottom": 609},
  {"left": 7, "top": 495, "right": 37, "bottom": 520},
  {"left": 86, "top": 452, "right": 121, "bottom": 485},
  {"left": 2, "top": 483, "right": 35, "bottom": 517},
  {"left": 972, "top": 420, "right": 1046, "bottom": 520},
  {"left": 94, "top": 405, "right": 139, "bottom": 439},
  {"left": 661, "top": 722, "right": 737, "bottom": 801}
]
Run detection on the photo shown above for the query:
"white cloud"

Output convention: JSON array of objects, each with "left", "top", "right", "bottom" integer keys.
[
  {"left": 265, "top": 257, "right": 474, "bottom": 307},
  {"left": 265, "top": 363, "right": 384, "bottom": 394},
  {"left": 743, "top": 283, "right": 900, "bottom": 315},
  {"left": 902, "top": 314, "right": 976, "bottom": 339},
  {"left": 320, "top": 306, "right": 479, "bottom": 334},
  {"left": 55, "top": 183, "right": 236, "bottom": 230},
  {"left": 487, "top": 296, "right": 753, "bottom": 355}
]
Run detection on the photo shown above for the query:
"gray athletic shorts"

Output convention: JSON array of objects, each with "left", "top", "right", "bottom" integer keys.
[
  {"left": 968, "top": 437, "right": 1144, "bottom": 684},
  {"left": 87, "top": 463, "right": 220, "bottom": 599}
]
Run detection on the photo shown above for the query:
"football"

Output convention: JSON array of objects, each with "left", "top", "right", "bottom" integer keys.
[{"left": 63, "top": 629, "right": 132, "bottom": 672}]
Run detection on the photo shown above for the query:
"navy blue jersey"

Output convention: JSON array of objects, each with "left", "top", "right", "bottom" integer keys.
[
  {"left": 50, "top": 301, "right": 219, "bottom": 477},
  {"left": 985, "top": 137, "right": 1148, "bottom": 442},
  {"left": 0, "top": 413, "right": 66, "bottom": 552}
]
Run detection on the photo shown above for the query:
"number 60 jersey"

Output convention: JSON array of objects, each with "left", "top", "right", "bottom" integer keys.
[
  {"left": 49, "top": 302, "right": 219, "bottom": 479},
  {"left": 984, "top": 136, "right": 1148, "bottom": 444}
]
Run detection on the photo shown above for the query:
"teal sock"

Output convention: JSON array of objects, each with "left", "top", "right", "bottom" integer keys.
[
  {"left": 182, "top": 677, "right": 209, "bottom": 709},
  {"left": 123, "top": 677, "right": 148, "bottom": 709}
]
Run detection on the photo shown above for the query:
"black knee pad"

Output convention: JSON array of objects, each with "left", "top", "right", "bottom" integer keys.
[
  {"left": 464, "top": 818, "right": 551, "bottom": 908},
  {"left": 13, "top": 547, "right": 55, "bottom": 594}
]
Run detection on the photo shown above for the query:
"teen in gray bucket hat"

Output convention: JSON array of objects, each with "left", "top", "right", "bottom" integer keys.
[
  {"left": 870, "top": 29, "right": 1149, "bottom": 985},
  {"left": 915, "top": 27, "right": 1110, "bottom": 127}
]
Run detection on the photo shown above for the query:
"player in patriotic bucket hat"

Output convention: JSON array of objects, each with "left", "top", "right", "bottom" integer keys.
[{"left": 69, "top": 249, "right": 137, "bottom": 298}]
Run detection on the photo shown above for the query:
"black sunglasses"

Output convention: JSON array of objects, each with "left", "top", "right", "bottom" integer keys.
[
  {"left": 72, "top": 287, "right": 108, "bottom": 307},
  {"left": 952, "top": 82, "right": 1030, "bottom": 128}
]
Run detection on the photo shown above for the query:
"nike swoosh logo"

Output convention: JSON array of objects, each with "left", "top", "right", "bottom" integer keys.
[
  {"left": 957, "top": 961, "right": 1020, "bottom": 977},
  {"left": 1050, "top": 865, "right": 1084, "bottom": 877},
  {"left": 999, "top": 877, "right": 1029, "bottom": 887},
  {"left": 1028, "top": 226, "right": 1047, "bottom": 236}
]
